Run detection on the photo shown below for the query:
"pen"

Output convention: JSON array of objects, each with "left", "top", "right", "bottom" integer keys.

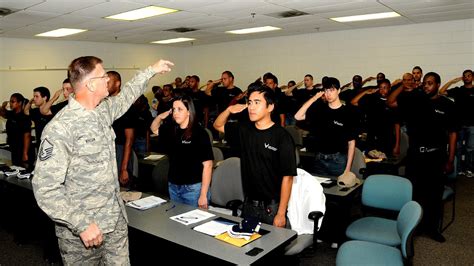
[
  {"left": 180, "top": 216, "right": 199, "bottom": 219},
  {"left": 165, "top": 204, "right": 176, "bottom": 212}
]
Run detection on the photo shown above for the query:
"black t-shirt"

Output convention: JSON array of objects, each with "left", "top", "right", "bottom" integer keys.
[
  {"left": 211, "top": 86, "right": 242, "bottom": 114},
  {"left": 166, "top": 126, "right": 213, "bottom": 185},
  {"left": 189, "top": 90, "right": 210, "bottom": 126},
  {"left": 359, "top": 93, "right": 400, "bottom": 151},
  {"left": 134, "top": 107, "right": 153, "bottom": 139},
  {"left": 293, "top": 88, "right": 321, "bottom": 107},
  {"left": 112, "top": 107, "right": 137, "bottom": 145},
  {"left": 225, "top": 122, "right": 297, "bottom": 201},
  {"left": 29, "top": 108, "right": 53, "bottom": 145},
  {"left": 306, "top": 103, "right": 358, "bottom": 154},
  {"left": 447, "top": 86, "right": 474, "bottom": 126},
  {"left": 50, "top": 100, "right": 68, "bottom": 115},
  {"left": 398, "top": 90, "right": 459, "bottom": 148},
  {"left": 6, "top": 110, "right": 32, "bottom": 148}
]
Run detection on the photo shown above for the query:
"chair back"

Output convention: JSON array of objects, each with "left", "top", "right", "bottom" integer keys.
[
  {"left": 151, "top": 156, "right": 170, "bottom": 197},
  {"left": 212, "top": 147, "right": 224, "bottom": 166},
  {"left": 210, "top": 157, "right": 244, "bottom": 206},
  {"left": 351, "top": 147, "right": 366, "bottom": 179},
  {"left": 0, "top": 148, "right": 11, "bottom": 161},
  {"left": 397, "top": 201, "right": 423, "bottom": 259},
  {"left": 204, "top": 127, "right": 213, "bottom": 144},
  {"left": 285, "top": 126, "right": 303, "bottom": 148},
  {"left": 131, "top": 150, "right": 139, "bottom": 178},
  {"left": 362, "top": 174, "right": 412, "bottom": 211},
  {"left": 399, "top": 131, "right": 409, "bottom": 159}
]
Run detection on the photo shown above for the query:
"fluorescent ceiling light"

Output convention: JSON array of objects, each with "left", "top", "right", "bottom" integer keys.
[
  {"left": 106, "top": 6, "right": 178, "bottom": 21},
  {"left": 36, "top": 28, "right": 87, "bottom": 37},
  {"left": 331, "top": 12, "right": 400, "bottom": 22},
  {"left": 226, "top": 26, "right": 281, "bottom": 34},
  {"left": 151, "top": 38, "right": 196, "bottom": 44}
]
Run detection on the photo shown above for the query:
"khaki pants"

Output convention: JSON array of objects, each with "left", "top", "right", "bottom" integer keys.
[{"left": 58, "top": 215, "right": 129, "bottom": 266}]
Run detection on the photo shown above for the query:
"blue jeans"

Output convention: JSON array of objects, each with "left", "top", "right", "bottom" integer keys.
[
  {"left": 312, "top": 152, "right": 347, "bottom": 177},
  {"left": 168, "top": 182, "right": 209, "bottom": 207},
  {"left": 457, "top": 126, "right": 474, "bottom": 171}
]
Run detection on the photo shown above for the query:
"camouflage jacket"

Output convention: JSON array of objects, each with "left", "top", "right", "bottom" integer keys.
[{"left": 32, "top": 67, "right": 156, "bottom": 237}]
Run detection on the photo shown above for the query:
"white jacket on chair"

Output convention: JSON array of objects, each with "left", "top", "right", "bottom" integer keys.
[{"left": 287, "top": 168, "right": 326, "bottom": 235}]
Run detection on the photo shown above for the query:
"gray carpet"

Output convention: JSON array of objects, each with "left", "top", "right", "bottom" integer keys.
[{"left": 1, "top": 175, "right": 473, "bottom": 265}]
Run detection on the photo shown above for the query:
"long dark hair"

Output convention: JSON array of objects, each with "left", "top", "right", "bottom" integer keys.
[{"left": 173, "top": 93, "right": 196, "bottom": 140}]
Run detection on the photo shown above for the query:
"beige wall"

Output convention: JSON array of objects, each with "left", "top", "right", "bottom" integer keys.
[
  {"left": 0, "top": 38, "right": 184, "bottom": 101},
  {"left": 1, "top": 18, "right": 473, "bottom": 102}
]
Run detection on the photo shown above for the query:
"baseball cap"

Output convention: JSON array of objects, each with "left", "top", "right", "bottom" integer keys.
[{"left": 337, "top": 171, "right": 360, "bottom": 188}]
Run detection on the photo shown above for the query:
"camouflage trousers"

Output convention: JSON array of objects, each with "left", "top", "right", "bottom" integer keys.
[{"left": 57, "top": 215, "right": 129, "bottom": 265}]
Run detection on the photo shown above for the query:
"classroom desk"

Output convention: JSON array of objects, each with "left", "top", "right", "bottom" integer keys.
[{"left": 126, "top": 200, "right": 297, "bottom": 265}]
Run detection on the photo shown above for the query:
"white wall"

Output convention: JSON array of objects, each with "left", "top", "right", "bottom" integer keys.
[
  {"left": 0, "top": 38, "right": 184, "bottom": 101},
  {"left": 183, "top": 19, "right": 474, "bottom": 89},
  {"left": 1, "top": 18, "right": 473, "bottom": 102}
]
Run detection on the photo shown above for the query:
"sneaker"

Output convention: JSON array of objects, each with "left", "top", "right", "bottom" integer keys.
[
  {"left": 458, "top": 171, "right": 466, "bottom": 176},
  {"left": 331, "top": 242, "right": 338, "bottom": 249},
  {"left": 466, "top": 170, "right": 474, "bottom": 178},
  {"left": 316, "top": 239, "right": 323, "bottom": 243}
]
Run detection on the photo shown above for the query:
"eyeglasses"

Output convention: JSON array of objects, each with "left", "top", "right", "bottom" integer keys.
[{"left": 89, "top": 74, "right": 109, "bottom": 82}]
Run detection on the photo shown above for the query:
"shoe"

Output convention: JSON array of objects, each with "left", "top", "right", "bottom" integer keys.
[
  {"left": 466, "top": 170, "right": 474, "bottom": 178},
  {"left": 429, "top": 232, "right": 446, "bottom": 243},
  {"left": 316, "top": 239, "right": 323, "bottom": 243},
  {"left": 331, "top": 242, "right": 338, "bottom": 249},
  {"left": 458, "top": 171, "right": 466, "bottom": 176}
]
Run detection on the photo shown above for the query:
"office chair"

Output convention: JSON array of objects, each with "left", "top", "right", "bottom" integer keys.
[
  {"left": 440, "top": 157, "right": 457, "bottom": 232},
  {"left": 212, "top": 147, "right": 224, "bottom": 167},
  {"left": 285, "top": 125, "right": 303, "bottom": 148},
  {"left": 284, "top": 168, "right": 325, "bottom": 256},
  {"left": 0, "top": 148, "right": 11, "bottom": 161},
  {"left": 209, "top": 157, "right": 244, "bottom": 216},
  {"left": 204, "top": 127, "right": 213, "bottom": 144},
  {"left": 345, "top": 174, "right": 412, "bottom": 246},
  {"left": 350, "top": 147, "right": 366, "bottom": 179},
  {"left": 337, "top": 201, "right": 422, "bottom": 266},
  {"left": 150, "top": 155, "right": 170, "bottom": 198}
]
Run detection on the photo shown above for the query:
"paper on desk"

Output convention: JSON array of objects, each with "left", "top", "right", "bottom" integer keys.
[
  {"left": 170, "top": 209, "right": 215, "bottom": 225},
  {"left": 144, "top": 154, "right": 165, "bottom": 160},
  {"left": 193, "top": 219, "right": 235, "bottom": 236},
  {"left": 313, "top": 175, "right": 332, "bottom": 184},
  {"left": 126, "top": 195, "right": 167, "bottom": 210}
]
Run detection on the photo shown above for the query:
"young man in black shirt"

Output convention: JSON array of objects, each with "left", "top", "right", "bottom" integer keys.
[
  {"left": 351, "top": 79, "right": 401, "bottom": 156},
  {"left": 388, "top": 72, "right": 458, "bottom": 242},
  {"left": 214, "top": 86, "right": 296, "bottom": 228},
  {"left": 295, "top": 77, "right": 357, "bottom": 177},
  {"left": 40, "top": 79, "right": 74, "bottom": 116},
  {"left": 24, "top": 86, "right": 53, "bottom": 149},
  {"left": 440, "top": 69, "right": 474, "bottom": 176}
]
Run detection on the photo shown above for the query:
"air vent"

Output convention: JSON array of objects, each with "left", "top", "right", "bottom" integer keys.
[
  {"left": 265, "top": 10, "right": 309, "bottom": 18},
  {"left": 0, "top": 7, "right": 15, "bottom": 17},
  {"left": 165, "top": 27, "right": 198, "bottom": 33}
]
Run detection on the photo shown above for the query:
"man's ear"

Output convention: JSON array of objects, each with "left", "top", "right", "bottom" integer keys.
[
  {"left": 268, "top": 103, "right": 275, "bottom": 113},
  {"left": 87, "top": 80, "right": 96, "bottom": 92}
]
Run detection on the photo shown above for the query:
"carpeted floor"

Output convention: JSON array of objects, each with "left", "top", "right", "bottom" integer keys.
[{"left": 0, "top": 175, "right": 473, "bottom": 265}]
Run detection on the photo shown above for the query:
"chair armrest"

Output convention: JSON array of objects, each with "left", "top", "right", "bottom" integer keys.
[
  {"left": 309, "top": 211, "right": 324, "bottom": 250},
  {"left": 226, "top": 200, "right": 243, "bottom": 216},
  {"left": 359, "top": 167, "right": 366, "bottom": 178}
]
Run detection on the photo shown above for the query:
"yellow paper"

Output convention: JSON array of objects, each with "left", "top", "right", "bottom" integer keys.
[{"left": 215, "top": 232, "right": 262, "bottom": 247}]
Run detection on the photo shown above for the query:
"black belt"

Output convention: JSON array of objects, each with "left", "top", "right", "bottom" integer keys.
[{"left": 245, "top": 198, "right": 278, "bottom": 207}]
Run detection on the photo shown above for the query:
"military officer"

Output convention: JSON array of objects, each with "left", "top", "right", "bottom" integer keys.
[{"left": 32, "top": 56, "right": 173, "bottom": 265}]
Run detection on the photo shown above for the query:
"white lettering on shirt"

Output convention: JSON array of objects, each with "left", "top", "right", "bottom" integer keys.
[
  {"left": 333, "top": 120, "right": 343, "bottom": 126},
  {"left": 181, "top": 140, "right": 191, "bottom": 144},
  {"left": 264, "top": 143, "right": 278, "bottom": 151},
  {"left": 434, "top": 109, "right": 445, "bottom": 115}
]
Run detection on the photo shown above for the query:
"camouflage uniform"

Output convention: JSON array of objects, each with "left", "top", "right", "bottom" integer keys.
[{"left": 32, "top": 67, "right": 157, "bottom": 265}]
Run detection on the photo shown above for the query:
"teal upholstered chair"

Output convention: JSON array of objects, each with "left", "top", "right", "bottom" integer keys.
[
  {"left": 337, "top": 201, "right": 423, "bottom": 266},
  {"left": 345, "top": 174, "right": 412, "bottom": 246}
]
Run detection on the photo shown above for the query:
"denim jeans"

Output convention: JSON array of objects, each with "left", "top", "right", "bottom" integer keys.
[
  {"left": 312, "top": 152, "right": 347, "bottom": 177},
  {"left": 168, "top": 182, "right": 209, "bottom": 207},
  {"left": 457, "top": 126, "right": 474, "bottom": 171}
]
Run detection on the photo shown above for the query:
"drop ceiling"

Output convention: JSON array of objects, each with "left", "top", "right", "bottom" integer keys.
[{"left": 0, "top": 0, "right": 473, "bottom": 46}]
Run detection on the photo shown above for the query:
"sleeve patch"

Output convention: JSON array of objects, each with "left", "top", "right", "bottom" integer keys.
[{"left": 39, "top": 139, "right": 54, "bottom": 161}]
